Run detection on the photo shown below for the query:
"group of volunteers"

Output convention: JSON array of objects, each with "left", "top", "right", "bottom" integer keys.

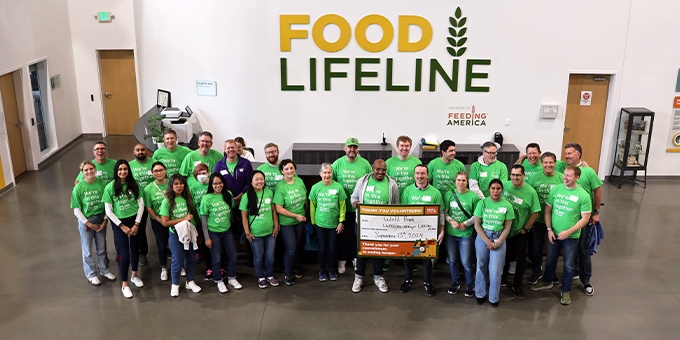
[{"left": 70, "top": 129, "right": 603, "bottom": 306}]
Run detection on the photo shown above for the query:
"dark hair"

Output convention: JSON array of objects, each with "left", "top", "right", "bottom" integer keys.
[
  {"left": 199, "top": 131, "right": 213, "bottom": 139},
  {"left": 279, "top": 159, "right": 296, "bottom": 174},
  {"left": 151, "top": 161, "right": 166, "bottom": 170},
  {"left": 207, "top": 172, "right": 233, "bottom": 209},
  {"left": 541, "top": 152, "right": 557, "bottom": 162},
  {"left": 482, "top": 141, "right": 497, "bottom": 150},
  {"left": 526, "top": 143, "right": 541, "bottom": 153},
  {"left": 164, "top": 174, "right": 199, "bottom": 224},
  {"left": 511, "top": 164, "right": 525, "bottom": 174},
  {"left": 564, "top": 142, "right": 582, "bottom": 157},
  {"left": 164, "top": 129, "right": 177, "bottom": 138},
  {"left": 113, "top": 159, "right": 139, "bottom": 199},
  {"left": 440, "top": 139, "right": 456, "bottom": 153},
  {"left": 489, "top": 178, "right": 504, "bottom": 191},
  {"left": 246, "top": 170, "right": 266, "bottom": 216},
  {"left": 415, "top": 164, "right": 428, "bottom": 174}
]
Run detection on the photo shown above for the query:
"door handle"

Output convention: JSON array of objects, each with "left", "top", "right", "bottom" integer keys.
[
  {"left": 564, "top": 126, "right": 570, "bottom": 131},
  {"left": 104, "top": 92, "right": 112, "bottom": 98},
  {"left": 15, "top": 121, "right": 23, "bottom": 127}
]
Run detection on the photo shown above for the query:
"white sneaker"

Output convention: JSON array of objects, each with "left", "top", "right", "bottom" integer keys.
[
  {"left": 181, "top": 268, "right": 186, "bottom": 277},
  {"left": 217, "top": 281, "right": 228, "bottom": 294},
  {"left": 130, "top": 277, "right": 144, "bottom": 288},
  {"left": 102, "top": 272, "right": 116, "bottom": 281},
  {"left": 122, "top": 286, "right": 133, "bottom": 298},
  {"left": 374, "top": 276, "right": 388, "bottom": 293},
  {"left": 228, "top": 278, "right": 243, "bottom": 290},
  {"left": 160, "top": 268, "right": 168, "bottom": 281},
  {"left": 352, "top": 278, "right": 363, "bottom": 293},
  {"left": 509, "top": 261, "right": 517, "bottom": 275},
  {"left": 170, "top": 284, "right": 180, "bottom": 297},
  {"left": 338, "top": 261, "right": 346, "bottom": 274},
  {"left": 89, "top": 277, "right": 101, "bottom": 286},
  {"left": 186, "top": 280, "right": 202, "bottom": 293}
]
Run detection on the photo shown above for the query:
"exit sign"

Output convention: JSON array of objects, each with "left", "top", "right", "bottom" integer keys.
[{"left": 97, "top": 12, "right": 112, "bottom": 22}]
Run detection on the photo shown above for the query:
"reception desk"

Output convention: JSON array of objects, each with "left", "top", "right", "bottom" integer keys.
[
  {"left": 292, "top": 143, "right": 395, "bottom": 165},
  {"left": 416, "top": 144, "right": 520, "bottom": 170}
]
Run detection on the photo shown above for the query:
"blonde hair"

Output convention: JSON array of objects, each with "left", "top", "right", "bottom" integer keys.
[{"left": 79, "top": 160, "right": 95, "bottom": 172}]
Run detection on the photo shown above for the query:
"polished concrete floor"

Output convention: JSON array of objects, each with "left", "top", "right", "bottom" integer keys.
[{"left": 1, "top": 135, "right": 679, "bottom": 339}]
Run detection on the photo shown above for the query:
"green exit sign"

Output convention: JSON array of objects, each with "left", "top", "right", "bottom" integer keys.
[{"left": 97, "top": 12, "right": 111, "bottom": 22}]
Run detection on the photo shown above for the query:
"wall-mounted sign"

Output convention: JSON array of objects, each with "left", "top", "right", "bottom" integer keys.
[
  {"left": 580, "top": 91, "right": 592, "bottom": 106},
  {"left": 196, "top": 80, "right": 217, "bottom": 96},
  {"left": 446, "top": 105, "right": 487, "bottom": 126}
]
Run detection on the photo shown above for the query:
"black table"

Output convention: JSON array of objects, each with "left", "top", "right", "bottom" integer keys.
[
  {"left": 416, "top": 143, "right": 520, "bottom": 170},
  {"left": 291, "top": 143, "right": 395, "bottom": 165}
]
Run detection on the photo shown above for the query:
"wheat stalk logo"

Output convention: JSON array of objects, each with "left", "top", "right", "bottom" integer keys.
[{"left": 447, "top": 7, "right": 467, "bottom": 58}]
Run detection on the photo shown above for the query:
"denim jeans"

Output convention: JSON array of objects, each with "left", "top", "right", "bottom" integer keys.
[
  {"left": 543, "top": 237, "right": 579, "bottom": 292},
  {"left": 502, "top": 232, "right": 528, "bottom": 289},
  {"left": 315, "top": 226, "right": 339, "bottom": 273},
  {"left": 531, "top": 222, "right": 547, "bottom": 276},
  {"left": 208, "top": 229, "right": 238, "bottom": 282},
  {"left": 575, "top": 223, "right": 593, "bottom": 285},
  {"left": 169, "top": 231, "right": 196, "bottom": 285},
  {"left": 355, "top": 257, "right": 384, "bottom": 279},
  {"left": 338, "top": 212, "right": 357, "bottom": 262},
  {"left": 280, "top": 222, "right": 304, "bottom": 275},
  {"left": 78, "top": 217, "right": 110, "bottom": 279},
  {"left": 446, "top": 234, "right": 475, "bottom": 286},
  {"left": 404, "top": 259, "right": 433, "bottom": 284},
  {"left": 475, "top": 230, "right": 507, "bottom": 303},
  {"left": 149, "top": 219, "right": 169, "bottom": 268},
  {"left": 112, "top": 216, "right": 141, "bottom": 282},
  {"left": 249, "top": 234, "right": 275, "bottom": 278}
]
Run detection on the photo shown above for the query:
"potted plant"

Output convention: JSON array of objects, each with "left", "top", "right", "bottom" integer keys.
[{"left": 144, "top": 113, "right": 167, "bottom": 148}]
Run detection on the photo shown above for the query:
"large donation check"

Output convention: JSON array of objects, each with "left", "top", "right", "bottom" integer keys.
[{"left": 357, "top": 204, "right": 440, "bottom": 259}]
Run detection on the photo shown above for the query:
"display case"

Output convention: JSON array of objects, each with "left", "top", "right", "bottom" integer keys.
[{"left": 609, "top": 107, "right": 654, "bottom": 188}]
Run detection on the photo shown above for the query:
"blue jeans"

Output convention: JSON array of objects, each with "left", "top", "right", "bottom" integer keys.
[
  {"left": 208, "top": 229, "right": 238, "bottom": 282},
  {"left": 78, "top": 217, "right": 110, "bottom": 279},
  {"left": 112, "top": 216, "right": 141, "bottom": 282},
  {"left": 149, "top": 219, "right": 169, "bottom": 268},
  {"left": 249, "top": 234, "right": 275, "bottom": 278},
  {"left": 169, "top": 231, "right": 197, "bottom": 285},
  {"left": 446, "top": 234, "right": 475, "bottom": 286},
  {"left": 355, "top": 257, "right": 384, "bottom": 279},
  {"left": 531, "top": 222, "right": 547, "bottom": 275},
  {"left": 544, "top": 237, "right": 579, "bottom": 292},
  {"left": 280, "top": 222, "right": 304, "bottom": 275},
  {"left": 315, "top": 226, "right": 338, "bottom": 273},
  {"left": 475, "top": 230, "right": 506, "bottom": 303}
]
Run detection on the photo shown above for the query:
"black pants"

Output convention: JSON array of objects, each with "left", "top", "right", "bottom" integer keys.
[
  {"left": 502, "top": 232, "right": 528, "bottom": 289},
  {"left": 404, "top": 259, "right": 433, "bottom": 284}
]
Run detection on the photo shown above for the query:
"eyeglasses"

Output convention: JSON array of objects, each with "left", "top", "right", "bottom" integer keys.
[
  {"left": 152, "top": 169, "right": 165, "bottom": 173},
  {"left": 510, "top": 173, "right": 523, "bottom": 177},
  {"left": 484, "top": 150, "right": 497, "bottom": 156},
  {"left": 212, "top": 182, "right": 224, "bottom": 186},
  {"left": 265, "top": 151, "right": 278, "bottom": 155}
]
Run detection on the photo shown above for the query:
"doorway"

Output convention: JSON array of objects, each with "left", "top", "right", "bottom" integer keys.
[
  {"left": 99, "top": 50, "right": 141, "bottom": 135},
  {"left": 0, "top": 71, "right": 28, "bottom": 178},
  {"left": 562, "top": 74, "right": 611, "bottom": 173},
  {"left": 28, "top": 61, "right": 51, "bottom": 152}
]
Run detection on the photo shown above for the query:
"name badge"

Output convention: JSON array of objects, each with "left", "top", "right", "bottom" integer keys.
[
  {"left": 569, "top": 195, "right": 579, "bottom": 202},
  {"left": 239, "top": 168, "right": 244, "bottom": 172},
  {"left": 264, "top": 198, "right": 271, "bottom": 204},
  {"left": 498, "top": 207, "right": 507, "bottom": 213},
  {"left": 220, "top": 170, "right": 228, "bottom": 175},
  {"left": 367, "top": 186, "right": 375, "bottom": 192},
  {"left": 422, "top": 195, "right": 432, "bottom": 202},
  {"left": 513, "top": 197, "right": 524, "bottom": 205},
  {"left": 193, "top": 161, "right": 201, "bottom": 167},
  {"left": 275, "top": 175, "right": 283, "bottom": 181},
  {"left": 328, "top": 189, "right": 337, "bottom": 195},
  {"left": 96, "top": 171, "right": 103, "bottom": 176},
  {"left": 480, "top": 172, "right": 488, "bottom": 178}
]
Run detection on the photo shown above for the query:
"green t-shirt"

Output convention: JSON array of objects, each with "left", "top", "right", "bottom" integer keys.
[
  {"left": 199, "top": 192, "right": 234, "bottom": 232},
  {"left": 226, "top": 160, "right": 238, "bottom": 176},
  {"left": 75, "top": 158, "right": 116, "bottom": 183},
  {"left": 502, "top": 181, "right": 541, "bottom": 238},
  {"left": 257, "top": 163, "right": 284, "bottom": 192},
  {"left": 401, "top": 184, "right": 445, "bottom": 211},
  {"left": 521, "top": 159, "right": 543, "bottom": 183},
  {"left": 273, "top": 177, "right": 307, "bottom": 226},
  {"left": 180, "top": 149, "right": 223, "bottom": 177},
  {"left": 188, "top": 177, "right": 209, "bottom": 207},
  {"left": 152, "top": 145, "right": 192, "bottom": 176},
  {"left": 546, "top": 184, "right": 592, "bottom": 238},
  {"left": 70, "top": 178, "right": 107, "bottom": 217},
  {"left": 386, "top": 155, "right": 422, "bottom": 194},
  {"left": 159, "top": 196, "right": 191, "bottom": 234},
  {"left": 555, "top": 160, "right": 568, "bottom": 174},
  {"left": 363, "top": 176, "right": 391, "bottom": 205},
  {"left": 427, "top": 157, "right": 467, "bottom": 196},
  {"left": 443, "top": 189, "right": 480, "bottom": 237},
  {"left": 527, "top": 171, "right": 564, "bottom": 223},
  {"left": 102, "top": 181, "right": 140, "bottom": 219},
  {"left": 470, "top": 160, "right": 509, "bottom": 198},
  {"left": 332, "top": 156, "right": 372, "bottom": 213},
  {"left": 576, "top": 166, "right": 603, "bottom": 210},
  {"left": 143, "top": 181, "right": 168, "bottom": 213},
  {"left": 239, "top": 189, "right": 275, "bottom": 237},
  {"left": 129, "top": 158, "right": 156, "bottom": 189},
  {"left": 309, "top": 181, "right": 347, "bottom": 228},
  {"left": 473, "top": 198, "right": 515, "bottom": 232}
]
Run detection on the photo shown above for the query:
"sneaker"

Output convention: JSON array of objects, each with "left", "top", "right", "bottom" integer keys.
[
  {"left": 448, "top": 282, "right": 461, "bottom": 295},
  {"left": 267, "top": 277, "right": 280, "bottom": 287},
  {"left": 170, "top": 284, "right": 179, "bottom": 297},
  {"left": 424, "top": 283, "right": 436, "bottom": 297},
  {"left": 374, "top": 277, "right": 388, "bottom": 293},
  {"left": 122, "top": 286, "right": 133, "bottom": 298},
  {"left": 285, "top": 274, "right": 296, "bottom": 286},
  {"left": 160, "top": 268, "right": 168, "bottom": 282},
  {"left": 329, "top": 271, "right": 339, "bottom": 281},
  {"left": 181, "top": 268, "right": 186, "bottom": 277},
  {"left": 338, "top": 261, "right": 346, "bottom": 274},
  {"left": 527, "top": 273, "right": 542, "bottom": 285},
  {"left": 217, "top": 281, "right": 228, "bottom": 294},
  {"left": 491, "top": 301, "right": 499, "bottom": 307},
  {"left": 102, "top": 272, "right": 116, "bottom": 281},
  {"left": 573, "top": 274, "right": 580, "bottom": 280},
  {"left": 352, "top": 278, "right": 363, "bottom": 293},
  {"left": 509, "top": 285, "right": 524, "bottom": 299},
  {"left": 476, "top": 297, "right": 485, "bottom": 305},
  {"left": 530, "top": 281, "right": 554, "bottom": 291},
  {"left": 293, "top": 269, "right": 304, "bottom": 279},
  {"left": 552, "top": 276, "right": 561, "bottom": 284},
  {"left": 560, "top": 291, "right": 572, "bottom": 305},
  {"left": 400, "top": 280, "right": 412, "bottom": 293},
  {"left": 464, "top": 286, "right": 475, "bottom": 298},
  {"left": 228, "top": 278, "right": 243, "bottom": 290},
  {"left": 584, "top": 284, "right": 594, "bottom": 296},
  {"left": 382, "top": 259, "right": 393, "bottom": 271},
  {"left": 204, "top": 269, "right": 213, "bottom": 281},
  {"left": 258, "top": 278, "right": 267, "bottom": 289},
  {"left": 139, "top": 254, "right": 148, "bottom": 266},
  {"left": 130, "top": 277, "right": 144, "bottom": 288},
  {"left": 508, "top": 261, "right": 517, "bottom": 275},
  {"left": 186, "top": 280, "right": 202, "bottom": 293},
  {"left": 89, "top": 277, "right": 101, "bottom": 286},
  {"left": 319, "top": 271, "right": 328, "bottom": 282}
]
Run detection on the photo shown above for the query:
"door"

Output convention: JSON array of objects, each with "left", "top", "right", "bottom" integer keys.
[
  {"left": 99, "top": 50, "right": 140, "bottom": 135},
  {"left": 562, "top": 74, "right": 611, "bottom": 173},
  {"left": 0, "top": 72, "right": 27, "bottom": 177}
]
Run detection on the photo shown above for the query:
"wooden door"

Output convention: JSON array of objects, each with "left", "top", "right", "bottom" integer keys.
[
  {"left": 99, "top": 50, "right": 140, "bottom": 135},
  {"left": 0, "top": 72, "right": 27, "bottom": 177},
  {"left": 562, "top": 74, "right": 611, "bottom": 173}
]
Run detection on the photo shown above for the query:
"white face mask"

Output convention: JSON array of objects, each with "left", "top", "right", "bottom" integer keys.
[{"left": 197, "top": 174, "right": 209, "bottom": 184}]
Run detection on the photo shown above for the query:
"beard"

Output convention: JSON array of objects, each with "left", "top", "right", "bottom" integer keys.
[{"left": 135, "top": 153, "right": 147, "bottom": 161}]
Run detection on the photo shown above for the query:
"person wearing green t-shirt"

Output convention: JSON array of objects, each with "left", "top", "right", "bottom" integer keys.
[
  {"left": 187, "top": 163, "right": 212, "bottom": 278},
  {"left": 531, "top": 166, "right": 592, "bottom": 306},
  {"left": 103, "top": 160, "right": 145, "bottom": 299},
  {"left": 520, "top": 143, "right": 543, "bottom": 182},
  {"left": 310, "top": 163, "right": 347, "bottom": 282},
  {"left": 273, "top": 159, "right": 308, "bottom": 286},
  {"left": 160, "top": 174, "right": 202, "bottom": 297},
  {"left": 129, "top": 143, "right": 155, "bottom": 267},
  {"left": 473, "top": 179, "right": 515, "bottom": 307},
  {"left": 75, "top": 142, "right": 116, "bottom": 184},
  {"left": 152, "top": 129, "right": 192, "bottom": 176},
  {"left": 71, "top": 160, "right": 116, "bottom": 286},
  {"left": 442, "top": 171, "right": 479, "bottom": 297},
  {"left": 470, "top": 141, "right": 509, "bottom": 199},
  {"left": 500, "top": 164, "right": 540, "bottom": 299},
  {"left": 332, "top": 137, "right": 372, "bottom": 275},
  {"left": 200, "top": 172, "right": 241, "bottom": 293},
  {"left": 257, "top": 142, "right": 284, "bottom": 191},
  {"left": 143, "top": 161, "right": 171, "bottom": 282},
  {"left": 386, "top": 135, "right": 422, "bottom": 195},
  {"left": 179, "top": 131, "right": 223, "bottom": 178},
  {"left": 428, "top": 139, "right": 466, "bottom": 196},
  {"left": 240, "top": 170, "right": 280, "bottom": 289}
]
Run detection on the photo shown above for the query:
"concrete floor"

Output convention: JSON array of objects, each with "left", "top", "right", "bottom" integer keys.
[{"left": 1, "top": 135, "right": 679, "bottom": 339}]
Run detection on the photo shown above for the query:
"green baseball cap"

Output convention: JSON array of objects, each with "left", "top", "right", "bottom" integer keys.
[{"left": 345, "top": 137, "right": 359, "bottom": 147}]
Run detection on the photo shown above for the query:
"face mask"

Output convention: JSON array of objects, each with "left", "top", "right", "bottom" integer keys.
[{"left": 197, "top": 174, "right": 208, "bottom": 184}]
